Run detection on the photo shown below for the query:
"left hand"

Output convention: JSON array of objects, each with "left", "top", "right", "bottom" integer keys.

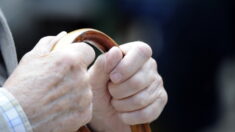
[{"left": 88, "top": 41, "right": 168, "bottom": 132}]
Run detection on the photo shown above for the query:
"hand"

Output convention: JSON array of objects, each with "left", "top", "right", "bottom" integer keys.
[
  {"left": 3, "top": 32, "right": 95, "bottom": 132},
  {"left": 88, "top": 41, "right": 168, "bottom": 132}
]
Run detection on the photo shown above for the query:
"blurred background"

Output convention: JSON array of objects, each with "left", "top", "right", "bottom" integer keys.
[{"left": 0, "top": 0, "right": 234, "bottom": 131}]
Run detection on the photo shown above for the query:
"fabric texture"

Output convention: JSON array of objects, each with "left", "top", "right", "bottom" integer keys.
[
  {"left": 0, "top": 88, "right": 33, "bottom": 132},
  {"left": 0, "top": 10, "right": 33, "bottom": 132}
]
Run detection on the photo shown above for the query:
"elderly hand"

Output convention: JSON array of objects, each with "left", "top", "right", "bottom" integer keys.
[
  {"left": 88, "top": 41, "right": 168, "bottom": 132},
  {"left": 3, "top": 32, "right": 95, "bottom": 132}
]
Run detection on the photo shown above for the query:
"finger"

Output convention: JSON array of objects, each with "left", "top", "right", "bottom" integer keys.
[
  {"left": 110, "top": 41, "right": 152, "bottom": 84},
  {"left": 33, "top": 31, "right": 67, "bottom": 55},
  {"left": 106, "top": 47, "right": 124, "bottom": 73},
  {"left": 67, "top": 43, "right": 96, "bottom": 67},
  {"left": 88, "top": 47, "right": 123, "bottom": 109},
  {"left": 108, "top": 58, "right": 156, "bottom": 99},
  {"left": 50, "top": 42, "right": 95, "bottom": 68},
  {"left": 88, "top": 46, "right": 123, "bottom": 79},
  {"left": 88, "top": 46, "right": 123, "bottom": 89},
  {"left": 119, "top": 41, "right": 151, "bottom": 54},
  {"left": 118, "top": 88, "right": 168, "bottom": 125},
  {"left": 111, "top": 78, "right": 163, "bottom": 112},
  {"left": 48, "top": 31, "right": 67, "bottom": 51}
]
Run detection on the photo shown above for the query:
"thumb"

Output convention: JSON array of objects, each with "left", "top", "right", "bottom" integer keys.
[
  {"left": 88, "top": 47, "right": 123, "bottom": 88},
  {"left": 32, "top": 31, "right": 67, "bottom": 55}
]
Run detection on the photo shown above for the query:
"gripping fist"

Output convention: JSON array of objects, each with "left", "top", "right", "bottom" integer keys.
[
  {"left": 4, "top": 32, "right": 95, "bottom": 132},
  {"left": 88, "top": 41, "right": 168, "bottom": 132}
]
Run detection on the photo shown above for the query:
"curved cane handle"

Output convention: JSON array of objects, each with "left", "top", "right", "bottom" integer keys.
[{"left": 53, "top": 28, "right": 151, "bottom": 132}]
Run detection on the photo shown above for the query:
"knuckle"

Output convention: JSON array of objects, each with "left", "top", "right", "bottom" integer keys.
[
  {"left": 130, "top": 75, "right": 144, "bottom": 90},
  {"left": 22, "top": 52, "right": 31, "bottom": 59},
  {"left": 37, "top": 36, "right": 52, "bottom": 45},
  {"left": 148, "top": 80, "right": 159, "bottom": 94},
  {"left": 55, "top": 51, "right": 76, "bottom": 66},
  {"left": 150, "top": 58, "right": 157, "bottom": 69},
  {"left": 38, "top": 37, "right": 47, "bottom": 43},
  {"left": 76, "top": 73, "right": 89, "bottom": 86},
  {"left": 158, "top": 75, "right": 163, "bottom": 81},
  {"left": 133, "top": 94, "right": 147, "bottom": 108},
  {"left": 159, "top": 89, "right": 168, "bottom": 105},
  {"left": 80, "top": 43, "right": 95, "bottom": 59},
  {"left": 156, "top": 75, "right": 163, "bottom": 86},
  {"left": 20, "top": 51, "right": 34, "bottom": 63},
  {"left": 38, "top": 36, "right": 52, "bottom": 42},
  {"left": 135, "top": 41, "right": 153, "bottom": 58},
  {"left": 139, "top": 110, "right": 152, "bottom": 123},
  {"left": 149, "top": 72, "right": 157, "bottom": 83}
]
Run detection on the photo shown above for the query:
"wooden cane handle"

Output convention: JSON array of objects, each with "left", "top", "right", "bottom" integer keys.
[{"left": 53, "top": 28, "right": 151, "bottom": 132}]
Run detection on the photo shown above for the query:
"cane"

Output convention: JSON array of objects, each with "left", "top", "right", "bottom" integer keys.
[{"left": 53, "top": 28, "right": 152, "bottom": 132}]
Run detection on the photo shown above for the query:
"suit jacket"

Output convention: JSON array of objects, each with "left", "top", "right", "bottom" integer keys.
[{"left": 0, "top": 9, "right": 18, "bottom": 86}]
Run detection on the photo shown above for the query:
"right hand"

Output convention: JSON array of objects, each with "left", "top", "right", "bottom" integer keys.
[{"left": 3, "top": 32, "right": 95, "bottom": 132}]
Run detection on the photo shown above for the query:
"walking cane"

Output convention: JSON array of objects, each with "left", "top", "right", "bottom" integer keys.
[{"left": 53, "top": 28, "right": 152, "bottom": 132}]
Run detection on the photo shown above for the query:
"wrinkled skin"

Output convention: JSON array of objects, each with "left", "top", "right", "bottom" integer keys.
[
  {"left": 4, "top": 32, "right": 95, "bottom": 132},
  {"left": 3, "top": 32, "right": 167, "bottom": 132},
  {"left": 88, "top": 42, "right": 168, "bottom": 132}
]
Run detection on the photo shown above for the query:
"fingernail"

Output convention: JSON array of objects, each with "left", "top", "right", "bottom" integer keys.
[{"left": 110, "top": 72, "right": 122, "bottom": 83}]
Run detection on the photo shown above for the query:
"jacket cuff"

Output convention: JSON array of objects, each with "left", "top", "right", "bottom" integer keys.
[{"left": 0, "top": 88, "right": 33, "bottom": 132}]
